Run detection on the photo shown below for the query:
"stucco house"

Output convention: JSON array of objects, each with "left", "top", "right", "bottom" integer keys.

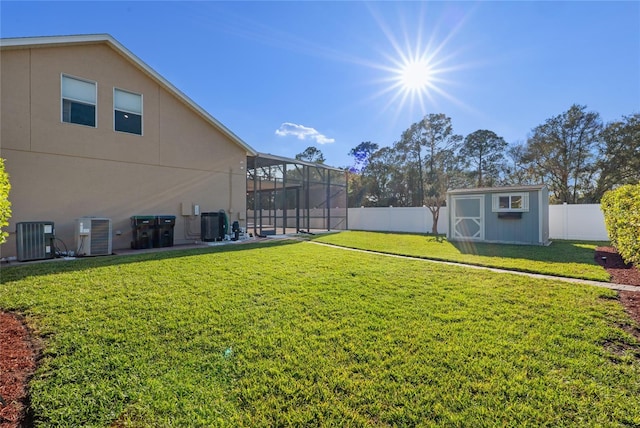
[
  {"left": 0, "top": 34, "right": 257, "bottom": 259},
  {"left": 446, "top": 185, "right": 550, "bottom": 246}
]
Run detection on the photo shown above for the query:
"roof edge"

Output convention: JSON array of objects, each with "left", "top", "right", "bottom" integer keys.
[
  {"left": 0, "top": 34, "right": 113, "bottom": 48},
  {"left": 447, "top": 185, "right": 547, "bottom": 194},
  {"left": 250, "top": 152, "right": 345, "bottom": 172},
  {"left": 1, "top": 34, "right": 257, "bottom": 156}
]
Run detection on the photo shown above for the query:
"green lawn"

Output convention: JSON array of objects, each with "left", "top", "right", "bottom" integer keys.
[
  {"left": 1, "top": 239, "right": 639, "bottom": 426},
  {"left": 314, "top": 231, "right": 611, "bottom": 282}
]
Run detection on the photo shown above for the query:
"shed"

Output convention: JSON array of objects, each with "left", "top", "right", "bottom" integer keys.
[{"left": 446, "top": 185, "right": 550, "bottom": 245}]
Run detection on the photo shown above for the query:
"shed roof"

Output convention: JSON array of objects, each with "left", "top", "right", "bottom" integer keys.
[
  {"left": 0, "top": 34, "right": 257, "bottom": 156},
  {"left": 447, "top": 185, "right": 547, "bottom": 195}
]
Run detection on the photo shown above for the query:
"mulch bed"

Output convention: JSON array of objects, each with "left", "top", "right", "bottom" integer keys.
[
  {"left": 594, "top": 246, "right": 640, "bottom": 287},
  {"left": 0, "top": 313, "right": 39, "bottom": 428},
  {"left": 1, "top": 248, "right": 640, "bottom": 427},
  {"left": 594, "top": 246, "right": 640, "bottom": 328}
]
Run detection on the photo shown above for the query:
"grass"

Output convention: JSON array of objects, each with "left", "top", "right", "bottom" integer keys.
[
  {"left": 313, "top": 231, "right": 611, "bottom": 282},
  {"left": 1, "top": 239, "right": 639, "bottom": 426}
]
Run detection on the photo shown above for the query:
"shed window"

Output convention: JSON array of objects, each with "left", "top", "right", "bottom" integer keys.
[
  {"left": 492, "top": 193, "right": 529, "bottom": 212},
  {"left": 61, "top": 75, "right": 96, "bottom": 127},
  {"left": 114, "top": 88, "right": 142, "bottom": 135}
]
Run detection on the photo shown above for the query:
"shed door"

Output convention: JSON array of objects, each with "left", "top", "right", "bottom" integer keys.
[{"left": 452, "top": 196, "right": 484, "bottom": 240}]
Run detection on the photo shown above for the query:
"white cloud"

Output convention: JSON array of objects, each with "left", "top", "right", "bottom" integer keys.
[{"left": 275, "top": 122, "right": 335, "bottom": 144}]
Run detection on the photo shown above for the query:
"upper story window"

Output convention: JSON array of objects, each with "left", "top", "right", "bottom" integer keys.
[
  {"left": 114, "top": 88, "right": 142, "bottom": 135},
  {"left": 61, "top": 74, "right": 97, "bottom": 127},
  {"left": 492, "top": 192, "right": 529, "bottom": 212}
]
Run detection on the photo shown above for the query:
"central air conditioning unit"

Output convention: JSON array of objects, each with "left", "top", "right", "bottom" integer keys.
[
  {"left": 16, "top": 221, "right": 55, "bottom": 262},
  {"left": 75, "top": 217, "right": 112, "bottom": 256}
]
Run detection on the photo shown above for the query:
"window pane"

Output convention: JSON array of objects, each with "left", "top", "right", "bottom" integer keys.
[
  {"left": 114, "top": 89, "right": 142, "bottom": 113},
  {"left": 499, "top": 196, "right": 510, "bottom": 209},
  {"left": 62, "top": 76, "right": 95, "bottom": 104},
  {"left": 511, "top": 195, "right": 522, "bottom": 209},
  {"left": 63, "top": 99, "right": 96, "bottom": 127},
  {"left": 456, "top": 198, "right": 481, "bottom": 217},
  {"left": 62, "top": 99, "right": 71, "bottom": 122},
  {"left": 115, "top": 110, "right": 142, "bottom": 135}
]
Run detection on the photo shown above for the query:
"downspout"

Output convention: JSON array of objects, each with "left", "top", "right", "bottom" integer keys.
[{"left": 229, "top": 167, "right": 233, "bottom": 216}]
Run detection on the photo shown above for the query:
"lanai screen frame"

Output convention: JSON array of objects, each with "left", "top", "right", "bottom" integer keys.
[{"left": 247, "top": 153, "right": 348, "bottom": 236}]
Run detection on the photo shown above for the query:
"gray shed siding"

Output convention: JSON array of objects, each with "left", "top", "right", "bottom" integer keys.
[
  {"left": 540, "top": 187, "right": 550, "bottom": 244},
  {"left": 483, "top": 191, "right": 539, "bottom": 244},
  {"left": 447, "top": 186, "right": 549, "bottom": 245}
]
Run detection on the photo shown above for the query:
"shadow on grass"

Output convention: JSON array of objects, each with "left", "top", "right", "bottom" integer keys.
[
  {"left": 1, "top": 239, "right": 298, "bottom": 283},
  {"left": 311, "top": 230, "right": 608, "bottom": 268},
  {"left": 451, "top": 239, "right": 608, "bottom": 265},
  {"left": 307, "top": 230, "right": 448, "bottom": 242}
]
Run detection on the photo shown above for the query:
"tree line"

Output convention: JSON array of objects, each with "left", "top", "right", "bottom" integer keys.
[
  {"left": 295, "top": 104, "right": 638, "bottom": 233},
  {"left": 295, "top": 104, "right": 638, "bottom": 209}
]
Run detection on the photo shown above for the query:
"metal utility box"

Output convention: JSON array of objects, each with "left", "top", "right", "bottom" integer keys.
[
  {"left": 154, "top": 215, "right": 176, "bottom": 248},
  {"left": 16, "top": 221, "right": 55, "bottom": 262},
  {"left": 201, "top": 212, "right": 225, "bottom": 242},
  {"left": 76, "top": 217, "right": 112, "bottom": 256},
  {"left": 131, "top": 216, "right": 155, "bottom": 249}
]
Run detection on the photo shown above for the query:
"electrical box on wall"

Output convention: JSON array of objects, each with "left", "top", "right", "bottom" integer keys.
[
  {"left": 181, "top": 202, "right": 200, "bottom": 216},
  {"left": 181, "top": 202, "right": 190, "bottom": 216}
]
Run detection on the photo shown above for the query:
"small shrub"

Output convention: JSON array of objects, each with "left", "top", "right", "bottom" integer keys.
[
  {"left": 0, "top": 158, "right": 11, "bottom": 244},
  {"left": 601, "top": 184, "right": 640, "bottom": 265}
]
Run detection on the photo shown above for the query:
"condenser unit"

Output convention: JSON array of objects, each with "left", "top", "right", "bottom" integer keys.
[
  {"left": 16, "top": 221, "right": 55, "bottom": 262},
  {"left": 75, "top": 217, "right": 112, "bottom": 256}
]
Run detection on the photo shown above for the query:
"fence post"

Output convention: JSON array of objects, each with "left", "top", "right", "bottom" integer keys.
[{"left": 562, "top": 202, "right": 568, "bottom": 239}]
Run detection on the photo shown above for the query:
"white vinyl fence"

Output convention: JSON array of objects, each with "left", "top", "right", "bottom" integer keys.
[
  {"left": 348, "top": 204, "right": 609, "bottom": 241},
  {"left": 347, "top": 207, "right": 447, "bottom": 234},
  {"left": 548, "top": 204, "right": 608, "bottom": 241}
]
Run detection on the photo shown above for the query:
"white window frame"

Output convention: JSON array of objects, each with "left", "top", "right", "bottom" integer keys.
[
  {"left": 492, "top": 192, "right": 529, "bottom": 212},
  {"left": 61, "top": 74, "right": 97, "bottom": 127},
  {"left": 113, "top": 87, "right": 143, "bottom": 136}
]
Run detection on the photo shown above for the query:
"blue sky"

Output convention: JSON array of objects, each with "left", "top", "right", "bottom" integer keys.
[{"left": 2, "top": 1, "right": 639, "bottom": 168}]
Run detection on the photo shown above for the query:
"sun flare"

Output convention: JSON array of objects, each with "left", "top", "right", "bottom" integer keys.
[
  {"left": 398, "top": 59, "right": 433, "bottom": 92},
  {"left": 361, "top": 4, "right": 475, "bottom": 121}
]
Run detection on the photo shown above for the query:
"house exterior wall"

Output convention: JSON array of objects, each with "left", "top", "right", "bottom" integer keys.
[{"left": 1, "top": 42, "right": 248, "bottom": 258}]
